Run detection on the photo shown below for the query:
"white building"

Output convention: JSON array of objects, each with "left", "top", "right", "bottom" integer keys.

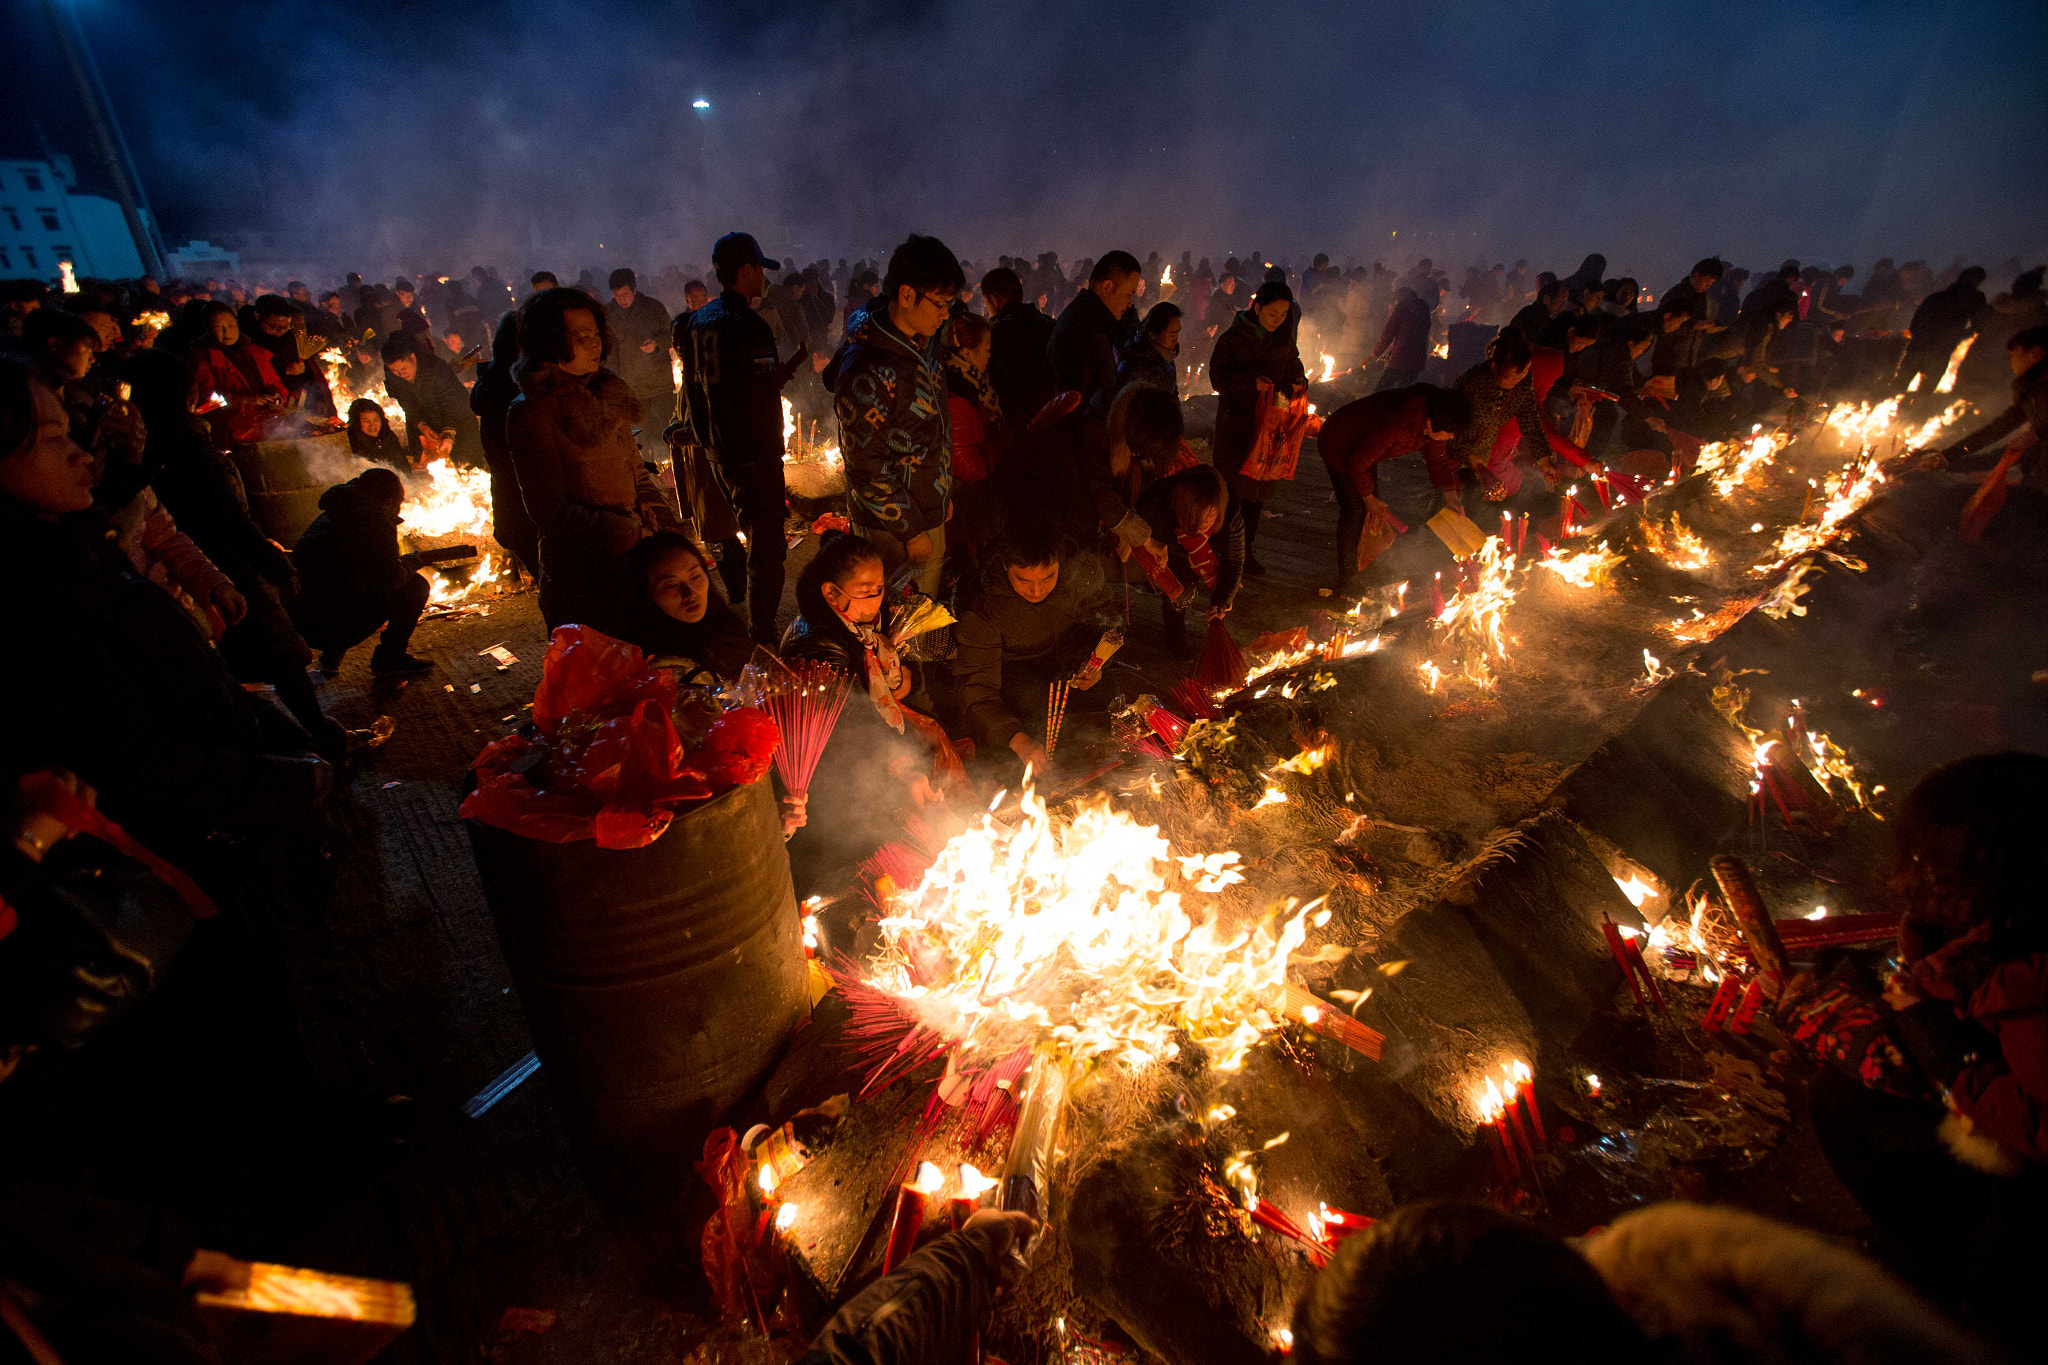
[{"left": 0, "top": 156, "right": 147, "bottom": 281}]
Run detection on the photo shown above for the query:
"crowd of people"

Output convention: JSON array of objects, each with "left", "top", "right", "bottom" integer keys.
[{"left": 1, "top": 227, "right": 2044, "bottom": 1363}]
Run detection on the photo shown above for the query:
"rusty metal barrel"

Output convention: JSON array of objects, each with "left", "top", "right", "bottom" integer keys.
[
  {"left": 229, "top": 430, "right": 356, "bottom": 545},
  {"left": 468, "top": 776, "right": 809, "bottom": 1233}
]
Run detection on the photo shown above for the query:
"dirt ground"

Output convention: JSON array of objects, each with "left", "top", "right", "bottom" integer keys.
[{"left": 265, "top": 418, "right": 1968, "bottom": 1362}]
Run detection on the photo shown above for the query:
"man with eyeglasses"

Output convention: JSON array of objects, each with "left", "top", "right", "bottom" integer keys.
[{"left": 826, "top": 233, "right": 966, "bottom": 596}]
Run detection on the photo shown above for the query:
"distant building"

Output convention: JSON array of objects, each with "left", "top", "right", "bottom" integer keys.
[{"left": 0, "top": 156, "right": 147, "bottom": 281}]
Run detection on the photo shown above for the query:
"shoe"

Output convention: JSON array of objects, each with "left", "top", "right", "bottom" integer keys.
[
  {"left": 1243, "top": 554, "right": 1269, "bottom": 578},
  {"left": 317, "top": 649, "right": 346, "bottom": 673},
  {"left": 371, "top": 652, "right": 434, "bottom": 676}
]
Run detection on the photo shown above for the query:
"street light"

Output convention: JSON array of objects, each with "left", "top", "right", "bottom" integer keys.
[{"left": 691, "top": 98, "right": 711, "bottom": 110}]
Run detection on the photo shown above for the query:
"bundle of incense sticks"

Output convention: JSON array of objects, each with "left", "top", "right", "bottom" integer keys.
[{"left": 1046, "top": 680, "right": 1072, "bottom": 756}]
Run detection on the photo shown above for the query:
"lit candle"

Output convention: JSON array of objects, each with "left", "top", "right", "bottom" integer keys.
[
  {"left": 1510, "top": 1059, "right": 1546, "bottom": 1145},
  {"left": 1497, "top": 1069, "right": 1536, "bottom": 1161},
  {"left": 883, "top": 1161, "right": 945, "bottom": 1272},
  {"left": 951, "top": 1162, "right": 998, "bottom": 1231},
  {"left": 1480, "top": 1080, "right": 1520, "bottom": 1183}
]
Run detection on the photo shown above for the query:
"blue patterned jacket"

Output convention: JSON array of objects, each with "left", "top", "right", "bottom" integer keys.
[{"left": 830, "top": 301, "right": 952, "bottom": 538}]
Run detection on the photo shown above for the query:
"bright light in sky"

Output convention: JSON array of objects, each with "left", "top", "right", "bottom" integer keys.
[{"left": 691, "top": 98, "right": 710, "bottom": 109}]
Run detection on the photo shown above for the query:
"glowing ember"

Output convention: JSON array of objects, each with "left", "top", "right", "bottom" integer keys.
[
  {"left": 1318, "top": 353, "right": 1336, "bottom": 382},
  {"left": 1253, "top": 787, "right": 1289, "bottom": 809},
  {"left": 1935, "top": 336, "right": 1975, "bottom": 394},
  {"left": 1642, "top": 513, "right": 1710, "bottom": 570},
  {"left": 1612, "top": 874, "right": 1655, "bottom": 908},
  {"left": 1537, "top": 542, "right": 1623, "bottom": 589},
  {"left": 863, "top": 782, "right": 1317, "bottom": 1072}
]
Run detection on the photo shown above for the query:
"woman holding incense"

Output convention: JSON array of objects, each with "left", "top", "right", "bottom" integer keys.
[
  {"left": 1131, "top": 463, "right": 1242, "bottom": 659},
  {"left": 950, "top": 519, "right": 1118, "bottom": 774},
  {"left": 779, "top": 530, "right": 962, "bottom": 892}
]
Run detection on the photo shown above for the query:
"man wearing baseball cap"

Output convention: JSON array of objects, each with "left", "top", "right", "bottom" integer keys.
[{"left": 676, "top": 232, "right": 810, "bottom": 641}]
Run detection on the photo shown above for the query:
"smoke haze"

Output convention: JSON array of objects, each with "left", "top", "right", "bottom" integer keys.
[{"left": 4, "top": 0, "right": 2045, "bottom": 281}]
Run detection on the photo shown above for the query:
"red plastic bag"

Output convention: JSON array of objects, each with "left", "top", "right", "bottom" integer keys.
[
  {"left": 532, "top": 625, "right": 675, "bottom": 736},
  {"left": 1240, "top": 381, "right": 1312, "bottom": 483}
]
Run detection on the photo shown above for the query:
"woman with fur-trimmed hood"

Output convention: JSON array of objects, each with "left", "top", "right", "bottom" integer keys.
[{"left": 506, "top": 287, "right": 680, "bottom": 632}]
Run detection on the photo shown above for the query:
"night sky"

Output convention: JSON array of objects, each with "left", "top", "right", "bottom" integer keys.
[{"left": 4, "top": 0, "right": 2044, "bottom": 282}]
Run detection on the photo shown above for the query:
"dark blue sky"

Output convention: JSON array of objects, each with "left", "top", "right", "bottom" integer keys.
[{"left": 5, "top": 0, "right": 2044, "bottom": 283}]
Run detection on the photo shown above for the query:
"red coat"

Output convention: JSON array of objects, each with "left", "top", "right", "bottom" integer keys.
[
  {"left": 947, "top": 394, "right": 992, "bottom": 483},
  {"left": 1906, "top": 925, "right": 2048, "bottom": 1164},
  {"left": 1316, "top": 387, "right": 1456, "bottom": 496},
  {"left": 191, "top": 340, "right": 287, "bottom": 445}
]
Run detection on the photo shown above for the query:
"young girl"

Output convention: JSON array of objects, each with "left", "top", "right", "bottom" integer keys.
[
  {"left": 619, "top": 531, "right": 756, "bottom": 687},
  {"left": 346, "top": 398, "right": 408, "bottom": 469},
  {"left": 1134, "top": 464, "right": 1243, "bottom": 659},
  {"left": 779, "top": 531, "right": 963, "bottom": 893}
]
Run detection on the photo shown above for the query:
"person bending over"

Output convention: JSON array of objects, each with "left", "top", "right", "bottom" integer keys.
[
  {"left": 288, "top": 467, "right": 433, "bottom": 676},
  {"left": 951, "top": 521, "right": 1116, "bottom": 774},
  {"left": 1132, "top": 464, "right": 1242, "bottom": 659},
  {"left": 1316, "top": 383, "right": 1472, "bottom": 593}
]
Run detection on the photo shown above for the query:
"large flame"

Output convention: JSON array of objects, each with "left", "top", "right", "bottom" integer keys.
[
  {"left": 863, "top": 783, "right": 1312, "bottom": 1073},
  {"left": 404, "top": 459, "right": 506, "bottom": 604}
]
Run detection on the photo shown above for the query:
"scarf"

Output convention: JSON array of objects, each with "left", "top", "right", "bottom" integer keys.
[
  {"left": 945, "top": 348, "right": 1003, "bottom": 424},
  {"left": 834, "top": 604, "right": 906, "bottom": 733},
  {"left": 1178, "top": 532, "right": 1219, "bottom": 589}
]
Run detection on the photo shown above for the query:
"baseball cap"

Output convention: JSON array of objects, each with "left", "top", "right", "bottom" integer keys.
[{"left": 712, "top": 232, "right": 780, "bottom": 274}]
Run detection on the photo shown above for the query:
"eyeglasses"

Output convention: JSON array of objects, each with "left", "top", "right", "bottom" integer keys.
[{"left": 916, "top": 292, "right": 958, "bottom": 311}]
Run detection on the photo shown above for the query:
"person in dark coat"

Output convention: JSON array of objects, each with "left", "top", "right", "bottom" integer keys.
[
  {"left": 1116, "top": 302, "right": 1181, "bottom": 396},
  {"left": 1133, "top": 464, "right": 1243, "bottom": 658},
  {"left": 603, "top": 267, "right": 677, "bottom": 460},
  {"left": 949, "top": 521, "right": 1117, "bottom": 773},
  {"left": 803, "top": 1211, "right": 1037, "bottom": 1365},
  {"left": 345, "top": 397, "right": 408, "bottom": 468},
  {"left": 1560, "top": 252, "right": 1608, "bottom": 302},
  {"left": 1048, "top": 251, "right": 1143, "bottom": 411},
  {"left": 1209, "top": 280, "right": 1307, "bottom": 574},
  {"left": 288, "top": 468, "right": 432, "bottom": 676},
  {"left": 996, "top": 382, "right": 1181, "bottom": 568},
  {"left": 1923, "top": 325, "right": 2048, "bottom": 489},
  {"left": 1506, "top": 279, "right": 1573, "bottom": 349},
  {"left": 980, "top": 267, "right": 1056, "bottom": 426},
  {"left": 827, "top": 235, "right": 964, "bottom": 597},
  {"left": 679, "top": 232, "right": 805, "bottom": 640},
  {"left": 1902, "top": 267, "right": 1990, "bottom": 389},
  {"left": 1370, "top": 286, "right": 1434, "bottom": 391},
  {"left": 123, "top": 348, "right": 340, "bottom": 753},
  {"left": 616, "top": 531, "right": 756, "bottom": 686},
  {"left": 778, "top": 531, "right": 946, "bottom": 897},
  {"left": 468, "top": 311, "right": 541, "bottom": 578},
  {"left": 1318, "top": 384, "right": 1473, "bottom": 594},
  {"left": 381, "top": 333, "right": 483, "bottom": 468},
  {"left": 390, "top": 280, "right": 432, "bottom": 340}
]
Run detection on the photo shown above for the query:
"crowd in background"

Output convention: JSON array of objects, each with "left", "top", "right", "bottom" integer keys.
[{"left": 1, "top": 227, "right": 2045, "bottom": 1363}]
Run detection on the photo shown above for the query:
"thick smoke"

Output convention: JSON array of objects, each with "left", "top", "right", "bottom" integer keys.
[{"left": 4, "top": 0, "right": 2045, "bottom": 281}]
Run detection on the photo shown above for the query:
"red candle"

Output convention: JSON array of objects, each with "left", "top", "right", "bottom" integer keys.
[
  {"left": 948, "top": 1196, "right": 976, "bottom": 1233},
  {"left": 1500, "top": 1084, "right": 1535, "bottom": 1161},
  {"left": 1591, "top": 477, "right": 1612, "bottom": 511},
  {"left": 1601, "top": 920, "right": 1649, "bottom": 1008},
  {"left": 1429, "top": 573, "right": 1446, "bottom": 617},
  {"left": 1729, "top": 975, "right": 1768, "bottom": 1034},
  {"left": 1516, "top": 514, "right": 1529, "bottom": 554},
  {"left": 1480, "top": 1114, "right": 1513, "bottom": 1185},
  {"left": 1702, "top": 972, "right": 1743, "bottom": 1031},
  {"left": 882, "top": 1162, "right": 944, "bottom": 1272},
  {"left": 1623, "top": 936, "right": 1667, "bottom": 1013},
  {"left": 1510, "top": 1061, "right": 1546, "bottom": 1145}
]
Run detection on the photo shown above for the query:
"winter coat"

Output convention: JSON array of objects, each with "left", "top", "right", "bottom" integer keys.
[
  {"left": 1899, "top": 921, "right": 2048, "bottom": 1165},
  {"left": 1372, "top": 292, "right": 1433, "bottom": 376},
  {"left": 1318, "top": 387, "right": 1453, "bottom": 499},
  {"left": 147, "top": 413, "right": 295, "bottom": 593},
  {"left": 1579, "top": 1202, "right": 1990, "bottom": 1365},
  {"left": 1447, "top": 362, "right": 1571, "bottom": 476},
  {"left": 802, "top": 1222, "right": 1014, "bottom": 1365},
  {"left": 604, "top": 291, "right": 676, "bottom": 400},
  {"left": 677, "top": 290, "right": 786, "bottom": 474},
  {"left": 1906, "top": 280, "right": 1988, "bottom": 360},
  {"left": 0, "top": 497, "right": 327, "bottom": 869},
  {"left": 1134, "top": 471, "right": 1245, "bottom": 611},
  {"left": 1116, "top": 338, "right": 1179, "bottom": 397},
  {"left": 952, "top": 555, "right": 1113, "bottom": 751},
  {"left": 987, "top": 300, "right": 1057, "bottom": 427},
  {"left": 507, "top": 360, "right": 678, "bottom": 550},
  {"left": 831, "top": 302, "right": 952, "bottom": 540},
  {"left": 189, "top": 340, "right": 286, "bottom": 445},
  {"left": 759, "top": 283, "right": 811, "bottom": 359},
  {"left": 290, "top": 474, "right": 414, "bottom": 622},
  {"left": 1941, "top": 357, "right": 2048, "bottom": 489},
  {"left": 1210, "top": 309, "right": 1306, "bottom": 485},
  {"left": 1048, "top": 288, "right": 1122, "bottom": 407},
  {"left": 386, "top": 351, "right": 482, "bottom": 466},
  {"left": 997, "top": 404, "right": 1152, "bottom": 553}
]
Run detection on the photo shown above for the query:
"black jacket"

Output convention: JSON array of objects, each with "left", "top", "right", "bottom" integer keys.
[
  {"left": 988, "top": 301, "right": 1056, "bottom": 426},
  {"left": 1210, "top": 310, "right": 1306, "bottom": 473},
  {"left": 1907, "top": 280, "right": 1989, "bottom": 358},
  {"left": 146, "top": 414, "right": 295, "bottom": 592},
  {"left": 386, "top": 351, "right": 481, "bottom": 465},
  {"left": 803, "top": 1223, "right": 1013, "bottom": 1365},
  {"left": 604, "top": 292, "right": 676, "bottom": 400},
  {"left": 1048, "top": 288, "right": 1122, "bottom": 407},
  {"left": 952, "top": 554, "right": 1114, "bottom": 751},
  {"left": 678, "top": 291, "right": 785, "bottom": 472},
  {"left": 1116, "top": 337, "right": 1179, "bottom": 397},
  {"left": 290, "top": 475, "right": 412, "bottom": 617}
]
